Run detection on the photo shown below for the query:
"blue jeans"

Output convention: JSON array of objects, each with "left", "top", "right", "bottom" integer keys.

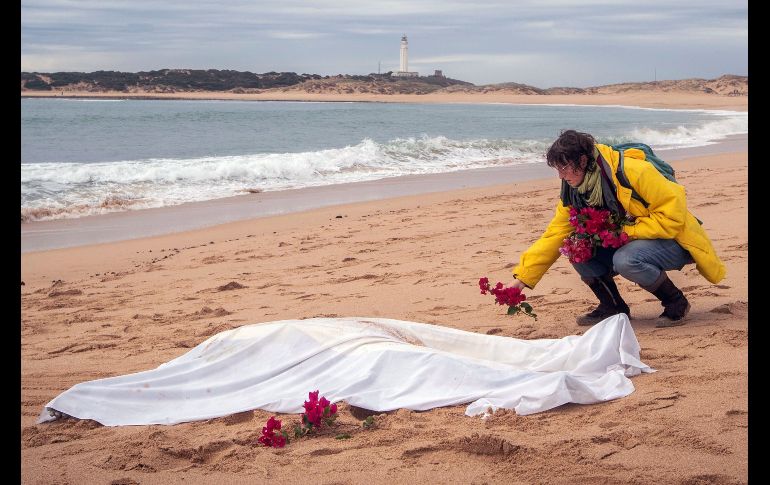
[{"left": 572, "top": 239, "right": 694, "bottom": 288}]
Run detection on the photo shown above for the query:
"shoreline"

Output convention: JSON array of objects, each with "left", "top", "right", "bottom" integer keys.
[
  {"left": 21, "top": 144, "right": 748, "bottom": 483},
  {"left": 21, "top": 134, "right": 748, "bottom": 253},
  {"left": 21, "top": 90, "right": 749, "bottom": 111}
]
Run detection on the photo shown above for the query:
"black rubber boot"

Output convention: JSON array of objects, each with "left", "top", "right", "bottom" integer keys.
[
  {"left": 643, "top": 273, "right": 690, "bottom": 327},
  {"left": 576, "top": 274, "right": 631, "bottom": 326}
]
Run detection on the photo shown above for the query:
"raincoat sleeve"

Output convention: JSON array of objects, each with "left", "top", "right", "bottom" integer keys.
[{"left": 511, "top": 200, "right": 573, "bottom": 289}]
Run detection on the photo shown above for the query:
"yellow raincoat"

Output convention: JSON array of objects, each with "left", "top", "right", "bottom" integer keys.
[{"left": 512, "top": 144, "right": 726, "bottom": 288}]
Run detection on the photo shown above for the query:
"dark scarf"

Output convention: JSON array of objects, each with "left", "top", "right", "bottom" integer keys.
[{"left": 559, "top": 150, "right": 624, "bottom": 216}]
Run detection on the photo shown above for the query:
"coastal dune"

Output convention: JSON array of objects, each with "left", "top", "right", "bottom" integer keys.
[{"left": 21, "top": 143, "right": 747, "bottom": 483}]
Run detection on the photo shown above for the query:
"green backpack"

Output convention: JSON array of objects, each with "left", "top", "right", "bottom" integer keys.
[{"left": 611, "top": 142, "right": 677, "bottom": 208}]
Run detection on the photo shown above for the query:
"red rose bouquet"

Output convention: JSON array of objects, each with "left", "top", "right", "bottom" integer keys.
[
  {"left": 479, "top": 277, "right": 537, "bottom": 319},
  {"left": 559, "top": 207, "right": 631, "bottom": 263}
]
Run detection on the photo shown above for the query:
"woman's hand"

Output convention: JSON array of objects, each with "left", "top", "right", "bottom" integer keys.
[{"left": 510, "top": 279, "right": 528, "bottom": 290}]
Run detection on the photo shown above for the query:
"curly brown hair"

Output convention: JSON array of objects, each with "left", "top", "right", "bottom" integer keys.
[{"left": 546, "top": 130, "right": 596, "bottom": 171}]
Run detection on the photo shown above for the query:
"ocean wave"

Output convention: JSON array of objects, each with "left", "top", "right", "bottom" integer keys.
[
  {"left": 21, "top": 135, "right": 548, "bottom": 221},
  {"left": 627, "top": 115, "right": 747, "bottom": 149},
  {"left": 20, "top": 113, "right": 747, "bottom": 222},
  {"left": 597, "top": 112, "right": 747, "bottom": 149},
  {"left": 21, "top": 136, "right": 547, "bottom": 221},
  {"left": 21, "top": 196, "right": 151, "bottom": 222}
]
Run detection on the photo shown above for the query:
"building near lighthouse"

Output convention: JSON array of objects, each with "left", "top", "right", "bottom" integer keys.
[{"left": 393, "top": 35, "right": 419, "bottom": 77}]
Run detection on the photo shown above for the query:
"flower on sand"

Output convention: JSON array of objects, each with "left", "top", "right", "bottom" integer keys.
[
  {"left": 258, "top": 391, "right": 344, "bottom": 448},
  {"left": 258, "top": 416, "right": 287, "bottom": 448},
  {"left": 302, "top": 390, "right": 338, "bottom": 429}
]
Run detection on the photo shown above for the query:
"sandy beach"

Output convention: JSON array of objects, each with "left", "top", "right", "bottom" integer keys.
[
  {"left": 21, "top": 89, "right": 749, "bottom": 112},
  {"left": 21, "top": 115, "right": 748, "bottom": 485}
]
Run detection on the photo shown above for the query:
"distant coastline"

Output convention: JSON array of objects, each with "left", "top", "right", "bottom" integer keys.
[
  {"left": 21, "top": 89, "right": 748, "bottom": 112},
  {"left": 21, "top": 70, "right": 747, "bottom": 111}
]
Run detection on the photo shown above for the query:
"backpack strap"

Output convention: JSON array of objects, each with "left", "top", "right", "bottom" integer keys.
[
  {"left": 615, "top": 149, "right": 650, "bottom": 208},
  {"left": 615, "top": 149, "right": 703, "bottom": 225}
]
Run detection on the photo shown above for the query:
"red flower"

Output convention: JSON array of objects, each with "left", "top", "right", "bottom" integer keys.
[
  {"left": 477, "top": 276, "right": 536, "bottom": 319},
  {"left": 301, "top": 390, "right": 339, "bottom": 430},
  {"left": 271, "top": 434, "right": 286, "bottom": 447},
  {"left": 260, "top": 392, "right": 341, "bottom": 447},
  {"left": 258, "top": 416, "right": 286, "bottom": 448},
  {"left": 560, "top": 208, "right": 631, "bottom": 263},
  {"left": 479, "top": 277, "right": 490, "bottom": 294},
  {"left": 490, "top": 285, "right": 526, "bottom": 307}
]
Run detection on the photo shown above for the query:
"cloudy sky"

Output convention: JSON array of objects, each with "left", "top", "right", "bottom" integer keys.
[{"left": 21, "top": 0, "right": 747, "bottom": 87}]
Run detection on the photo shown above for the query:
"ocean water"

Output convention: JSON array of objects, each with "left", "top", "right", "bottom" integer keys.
[{"left": 21, "top": 98, "right": 747, "bottom": 222}]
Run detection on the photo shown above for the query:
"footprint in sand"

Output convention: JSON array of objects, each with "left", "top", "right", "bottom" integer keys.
[
  {"left": 709, "top": 300, "right": 747, "bottom": 317},
  {"left": 681, "top": 285, "right": 704, "bottom": 292},
  {"left": 537, "top": 298, "right": 579, "bottom": 307},
  {"left": 192, "top": 306, "right": 232, "bottom": 319},
  {"left": 196, "top": 323, "right": 234, "bottom": 337},
  {"left": 48, "top": 288, "right": 83, "bottom": 297},
  {"left": 637, "top": 391, "right": 683, "bottom": 411},
  {"left": 724, "top": 409, "right": 748, "bottom": 429},
  {"left": 215, "top": 282, "right": 246, "bottom": 291},
  {"left": 109, "top": 478, "right": 139, "bottom": 485},
  {"left": 454, "top": 433, "right": 521, "bottom": 456},
  {"left": 512, "top": 326, "right": 536, "bottom": 338}
]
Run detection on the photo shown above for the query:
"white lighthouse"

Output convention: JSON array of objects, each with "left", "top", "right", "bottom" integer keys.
[
  {"left": 394, "top": 34, "right": 418, "bottom": 77},
  {"left": 400, "top": 35, "right": 408, "bottom": 72}
]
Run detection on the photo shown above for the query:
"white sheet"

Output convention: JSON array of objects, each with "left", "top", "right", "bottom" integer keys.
[{"left": 38, "top": 314, "right": 653, "bottom": 426}]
